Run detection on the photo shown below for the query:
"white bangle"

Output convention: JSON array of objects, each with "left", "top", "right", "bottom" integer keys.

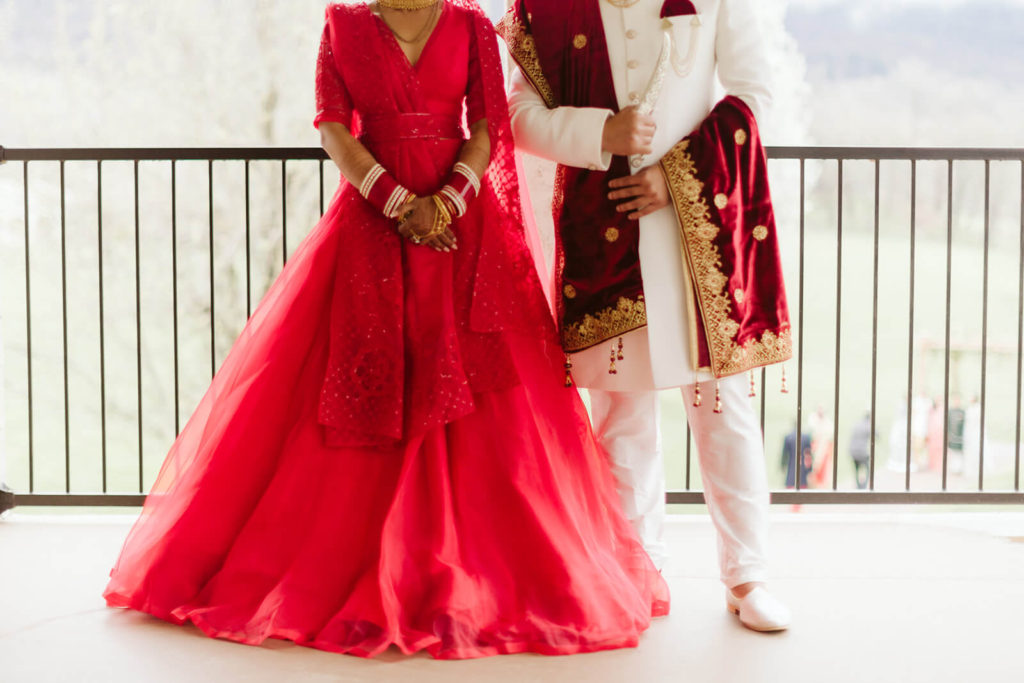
[
  {"left": 439, "top": 186, "right": 468, "bottom": 218},
  {"left": 452, "top": 162, "right": 481, "bottom": 194},
  {"left": 384, "top": 186, "right": 412, "bottom": 218},
  {"left": 359, "top": 163, "right": 385, "bottom": 198}
]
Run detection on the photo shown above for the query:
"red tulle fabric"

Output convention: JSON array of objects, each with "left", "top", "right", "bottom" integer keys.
[{"left": 103, "top": 0, "right": 668, "bottom": 660}]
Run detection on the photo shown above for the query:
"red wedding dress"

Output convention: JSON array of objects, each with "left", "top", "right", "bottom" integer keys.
[{"left": 103, "top": 0, "right": 668, "bottom": 659}]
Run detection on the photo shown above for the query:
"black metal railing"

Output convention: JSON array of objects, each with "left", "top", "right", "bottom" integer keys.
[{"left": 2, "top": 145, "right": 1024, "bottom": 508}]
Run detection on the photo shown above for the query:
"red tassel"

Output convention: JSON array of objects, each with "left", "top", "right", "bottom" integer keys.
[
  {"left": 781, "top": 365, "right": 790, "bottom": 394},
  {"left": 608, "top": 344, "right": 618, "bottom": 375},
  {"left": 617, "top": 337, "right": 624, "bottom": 361},
  {"left": 564, "top": 355, "right": 573, "bottom": 388},
  {"left": 660, "top": 0, "right": 698, "bottom": 18},
  {"left": 693, "top": 383, "right": 702, "bottom": 407},
  {"left": 749, "top": 370, "right": 757, "bottom": 398},
  {"left": 714, "top": 381, "right": 723, "bottom": 414}
]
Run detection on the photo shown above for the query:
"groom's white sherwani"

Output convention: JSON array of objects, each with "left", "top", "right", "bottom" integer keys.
[
  {"left": 503, "top": 0, "right": 776, "bottom": 580},
  {"left": 508, "top": 0, "right": 772, "bottom": 391}
]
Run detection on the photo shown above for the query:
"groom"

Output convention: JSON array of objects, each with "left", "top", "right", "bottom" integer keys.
[{"left": 498, "top": 0, "right": 792, "bottom": 631}]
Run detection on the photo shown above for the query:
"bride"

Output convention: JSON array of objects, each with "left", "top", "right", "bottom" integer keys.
[{"left": 103, "top": 0, "right": 668, "bottom": 659}]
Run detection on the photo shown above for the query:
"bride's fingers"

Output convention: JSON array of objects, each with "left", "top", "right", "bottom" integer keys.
[
  {"left": 397, "top": 222, "right": 415, "bottom": 240},
  {"left": 434, "top": 229, "right": 456, "bottom": 251}
]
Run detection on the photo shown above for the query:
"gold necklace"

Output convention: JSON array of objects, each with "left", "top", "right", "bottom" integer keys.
[
  {"left": 603, "top": 0, "right": 641, "bottom": 8},
  {"left": 379, "top": 0, "right": 438, "bottom": 11},
  {"left": 380, "top": 1, "right": 439, "bottom": 44}
]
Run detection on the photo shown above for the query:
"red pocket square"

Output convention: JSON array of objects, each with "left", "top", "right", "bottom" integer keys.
[{"left": 660, "top": 0, "right": 697, "bottom": 17}]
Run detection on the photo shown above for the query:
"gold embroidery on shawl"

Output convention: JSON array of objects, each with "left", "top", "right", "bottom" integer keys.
[
  {"left": 661, "top": 140, "right": 792, "bottom": 377},
  {"left": 563, "top": 296, "right": 647, "bottom": 352},
  {"left": 496, "top": 10, "right": 557, "bottom": 108}
]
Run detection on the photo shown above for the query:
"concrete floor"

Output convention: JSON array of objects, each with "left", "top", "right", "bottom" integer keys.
[{"left": 2, "top": 511, "right": 1024, "bottom": 683}]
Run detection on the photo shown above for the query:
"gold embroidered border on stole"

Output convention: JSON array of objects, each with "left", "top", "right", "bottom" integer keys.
[
  {"left": 496, "top": 10, "right": 557, "bottom": 108},
  {"left": 562, "top": 296, "right": 648, "bottom": 352},
  {"left": 660, "top": 139, "right": 792, "bottom": 377}
]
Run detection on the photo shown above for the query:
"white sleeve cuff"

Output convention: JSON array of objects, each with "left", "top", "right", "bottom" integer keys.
[
  {"left": 555, "top": 106, "right": 614, "bottom": 170},
  {"left": 508, "top": 67, "right": 615, "bottom": 170}
]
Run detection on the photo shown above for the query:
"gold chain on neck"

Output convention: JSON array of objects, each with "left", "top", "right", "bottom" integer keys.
[
  {"left": 378, "top": 0, "right": 438, "bottom": 11},
  {"left": 380, "top": 0, "right": 439, "bottom": 44}
]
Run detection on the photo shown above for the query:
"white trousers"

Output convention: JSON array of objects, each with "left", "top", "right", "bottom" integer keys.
[{"left": 590, "top": 373, "right": 770, "bottom": 588}]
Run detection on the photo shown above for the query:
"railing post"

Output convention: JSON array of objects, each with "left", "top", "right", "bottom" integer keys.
[
  {"left": 0, "top": 484, "right": 13, "bottom": 516},
  {"left": 0, "top": 201, "right": 10, "bottom": 514}
]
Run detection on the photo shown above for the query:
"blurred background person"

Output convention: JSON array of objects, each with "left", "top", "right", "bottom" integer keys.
[{"left": 848, "top": 411, "right": 874, "bottom": 490}]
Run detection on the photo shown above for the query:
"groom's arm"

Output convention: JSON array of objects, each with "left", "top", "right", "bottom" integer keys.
[
  {"left": 508, "top": 68, "right": 657, "bottom": 171},
  {"left": 507, "top": 67, "right": 614, "bottom": 171},
  {"left": 715, "top": 0, "right": 774, "bottom": 123}
]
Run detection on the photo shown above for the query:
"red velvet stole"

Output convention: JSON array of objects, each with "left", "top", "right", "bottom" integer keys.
[
  {"left": 660, "top": 96, "right": 792, "bottom": 376},
  {"left": 503, "top": 0, "right": 647, "bottom": 353}
]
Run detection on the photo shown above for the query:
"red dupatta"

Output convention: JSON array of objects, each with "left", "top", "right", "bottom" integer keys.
[{"left": 316, "top": 1, "right": 554, "bottom": 448}]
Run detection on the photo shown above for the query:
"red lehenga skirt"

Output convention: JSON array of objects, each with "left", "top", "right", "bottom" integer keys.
[{"left": 102, "top": 185, "right": 670, "bottom": 659}]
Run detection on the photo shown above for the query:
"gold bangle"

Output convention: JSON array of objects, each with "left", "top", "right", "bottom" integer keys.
[{"left": 428, "top": 194, "right": 451, "bottom": 238}]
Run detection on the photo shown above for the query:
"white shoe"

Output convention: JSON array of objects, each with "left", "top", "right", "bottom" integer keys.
[{"left": 726, "top": 586, "right": 791, "bottom": 632}]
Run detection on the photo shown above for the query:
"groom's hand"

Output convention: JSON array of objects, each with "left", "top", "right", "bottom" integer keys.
[
  {"left": 608, "top": 166, "right": 670, "bottom": 220},
  {"left": 601, "top": 106, "right": 656, "bottom": 157}
]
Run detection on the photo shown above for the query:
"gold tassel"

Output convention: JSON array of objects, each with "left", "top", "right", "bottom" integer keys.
[
  {"left": 693, "top": 382, "right": 702, "bottom": 407},
  {"left": 564, "top": 354, "right": 573, "bottom": 388},
  {"left": 617, "top": 336, "right": 624, "bottom": 361},
  {"left": 608, "top": 343, "right": 618, "bottom": 375},
  {"left": 749, "top": 370, "right": 757, "bottom": 398},
  {"left": 781, "top": 365, "right": 790, "bottom": 394},
  {"left": 714, "top": 380, "right": 723, "bottom": 414}
]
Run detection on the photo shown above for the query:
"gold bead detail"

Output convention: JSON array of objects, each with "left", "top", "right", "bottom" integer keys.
[
  {"left": 604, "top": 227, "right": 620, "bottom": 243},
  {"left": 753, "top": 225, "right": 769, "bottom": 241},
  {"left": 573, "top": 34, "right": 588, "bottom": 49},
  {"left": 734, "top": 129, "right": 748, "bottom": 146},
  {"left": 714, "top": 193, "right": 729, "bottom": 210},
  {"left": 563, "top": 284, "right": 577, "bottom": 299}
]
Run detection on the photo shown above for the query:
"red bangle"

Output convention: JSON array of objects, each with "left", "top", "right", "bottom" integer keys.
[
  {"left": 360, "top": 163, "right": 412, "bottom": 218},
  {"left": 438, "top": 163, "right": 480, "bottom": 218}
]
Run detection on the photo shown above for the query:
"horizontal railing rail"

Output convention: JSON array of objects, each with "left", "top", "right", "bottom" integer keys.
[
  {"left": 7, "top": 145, "right": 1024, "bottom": 163},
  {"left": 2, "top": 145, "right": 1024, "bottom": 509}
]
